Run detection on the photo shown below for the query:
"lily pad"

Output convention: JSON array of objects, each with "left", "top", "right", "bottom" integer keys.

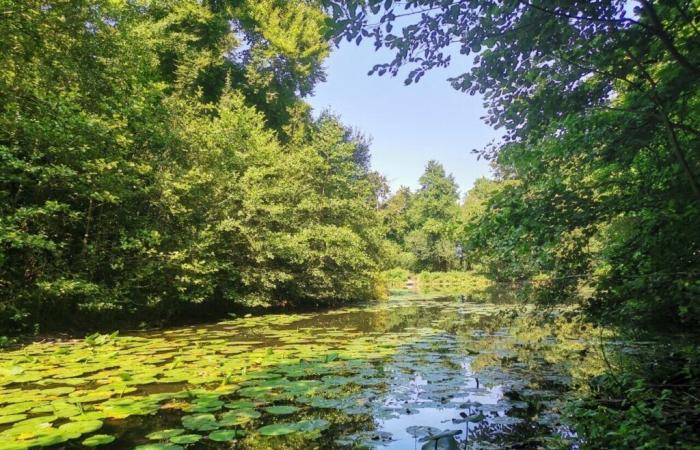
[
  {"left": 264, "top": 405, "right": 299, "bottom": 415},
  {"left": 58, "top": 420, "right": 103, "bottom": 438},
  {"left": 223, "top": 400, "right": 255, "bottom": 410},
  {"left": 181, "top": 414, "right": 219, "bottom": 431},
  {"left": 146, "top": 429, "right": 185, "bottom": 440},
  {"left": 207, "top": 429, "right": 245, "bottom": 441},
  {"left": 295, "top": 419, "right": 330, "bottom": 433},
  {"left": 82, "top": 434, "right": 116, "bottom": 446},
  {"left": 257, "top": 423, "right": 299, "bottom": 436},
  {"left": 406, "top": 426, "right": 442, "bottom": 439},
  {"left": 218, "top": 408, "right": 261, "bottom": 426},
  {"left": 170, "top": 434, "right": 201, "bottom": 444},
  {"left": 134, "top": 445, "right": 184, "bottom": 450},
  {"left": 0, "top": 414, "right": 27, "bottom": 425}
]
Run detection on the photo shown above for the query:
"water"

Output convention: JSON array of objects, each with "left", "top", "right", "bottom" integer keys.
[{"left": 0, "top": 291, "right": 605, "bottom": 449}]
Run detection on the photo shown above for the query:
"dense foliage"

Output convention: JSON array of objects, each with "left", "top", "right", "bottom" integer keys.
[
  {"left": 0, "top": 0, "right": 384, "bottom": 335},
  {"left": 381, "top": 161, "right": 462, "bottom": 271},
  {"left": 328, "top": 0, "right": 700, "bottom": 447}
]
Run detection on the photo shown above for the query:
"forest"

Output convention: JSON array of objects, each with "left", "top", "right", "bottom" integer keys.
[{"left": 1, "top": 1, "right": 699, "bottom": 449}]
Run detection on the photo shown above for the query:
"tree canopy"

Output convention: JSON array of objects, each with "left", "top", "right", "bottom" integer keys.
[
  {"left": 0, "top": 0, "right": 384, "bottom": 334},
  {"left": 380, "top": 161, "right": 462, "bottom": 272},
  {"left": 327, "top": 0, "right": 700, "bottom": 332}
]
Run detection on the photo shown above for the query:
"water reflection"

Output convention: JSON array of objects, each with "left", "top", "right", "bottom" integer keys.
[
  {"left": 306, "top": 293, "right": 604, "bottom": 449},
  {"left": 0, "top": 290, "right": 606, "bottom": 450}
]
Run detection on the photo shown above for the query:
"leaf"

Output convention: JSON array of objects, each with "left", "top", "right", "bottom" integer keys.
[
  {"left": 263, "top": 405, "right": 299, "bottom": 415},
  {"left": 57, "top": 420, "right": 103, "bottom": 439},
  {"left": 406, "top": 425, "right": 441, "bottom": 438},
  {"left": 257, "top": 423, "right": 298, "bottom": 436},
  {"left": 419, "top": 429, "right": 462, "bottom": 442},
  {"left": 181, "top": 414, "right": 219, "bottom": 431},
  {"left": 82, "top": 434, "right": 116, "bottom": 446},
  {"left": 134, "top": 444, "right": 184, "bottom": 450},
  {"left": 146, "top": 429, "right": 185, "bottom": 440},
  {"left": 0, "top": 414, "right": 27, "bottom": 425},
  {"left": 170, "top": 434, "right": 201, "bottom": 444},
  {"left": 294, "top": 419, "right": 330, "bottom": 433},
  {"left": 207, "top": 429, "right": 244, "bottom": 441}
]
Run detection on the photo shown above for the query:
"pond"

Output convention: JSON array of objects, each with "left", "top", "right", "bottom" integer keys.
[{"left": 0, "top": 290, "right": 607, "bottom": 450}]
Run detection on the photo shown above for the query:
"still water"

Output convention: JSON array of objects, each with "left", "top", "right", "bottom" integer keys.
[{"left": 0, "top": 291, "right": 605, "bottom": 449}]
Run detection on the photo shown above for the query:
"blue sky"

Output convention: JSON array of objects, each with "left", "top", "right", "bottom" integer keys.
[{"left": 308, "top": 41, "right": 500, "bottom": 196}]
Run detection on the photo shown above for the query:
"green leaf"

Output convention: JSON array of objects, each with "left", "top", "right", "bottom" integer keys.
[
  {"left": 263, "top": 405, "right": 299, "bottom": 415},
  {"left": 170, "top": 434, "right": 201, "bottom": 444},
  {"left": 82, "top": 434, "right": 116, "bottom": 446},
  {"left": 146, "top": 429, "right": 185, "bottom": 440},
  {"left": 207, "top": 429, "right": 245, "bottom": 441},
  {"left": 257, "top": 423, "right": 299, "bottom": 436}
]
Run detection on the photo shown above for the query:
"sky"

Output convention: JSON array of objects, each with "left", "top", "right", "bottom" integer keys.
[{"left": 308, "top": 40, "right": 500, "bottom": 196}]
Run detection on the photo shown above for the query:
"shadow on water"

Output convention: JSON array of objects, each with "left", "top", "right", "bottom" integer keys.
[{"left": 0, "top": 288, "right": 606, "bottom": 450}]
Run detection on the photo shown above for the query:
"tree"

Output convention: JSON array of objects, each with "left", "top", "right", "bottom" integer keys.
[
  {"left": 327, "top": 0, "right": 700, "bottom": 331},
  {"left": 458, "top": 178, "right": 509, "bottom": 270},
  {"left": 237, "top": 115, "right": 385, "bottom": 307},
  {"left": 381, "top": 186, "right": 413, "bottom": 244},
  {"left": 328, "top": 2, "right": 700, "bottom": 444},
  {"left": 0, "top": 0, "right": 381, "bottom": 334}
]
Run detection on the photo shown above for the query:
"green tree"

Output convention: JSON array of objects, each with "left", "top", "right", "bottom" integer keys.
[
  {"left": 458, "top": 177, "right": 508, "bottom": 270},
  {"left": 0, "top": 0, "right": 380, "bottom": 334},
  {"left": 329, "top": 1, "right": 700, "bottom": 446},
  {"left": 405, "top": 161, "right": 460, "bottom": 271},
  {"left": 237, "top": 115, "right": 385, "bottom": 307},
  {"left": 328, "top": 0, "right": 700, "bottom": 330}
]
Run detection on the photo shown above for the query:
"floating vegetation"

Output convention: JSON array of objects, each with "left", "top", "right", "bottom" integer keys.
[{"left": 0, "top": 295, "right": 607, "bottom": 449}]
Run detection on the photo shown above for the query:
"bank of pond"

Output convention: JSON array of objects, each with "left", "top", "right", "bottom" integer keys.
[{"left": 1, "top": 291, "right": 641, "bottom": 449}]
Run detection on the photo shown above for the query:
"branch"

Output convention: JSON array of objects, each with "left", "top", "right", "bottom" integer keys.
[
  {"left": 520, "top": 0, "right": 647, "bottom": 29},
  {"left": 638, "top": 0, "right": 700, "bottom": 77}
]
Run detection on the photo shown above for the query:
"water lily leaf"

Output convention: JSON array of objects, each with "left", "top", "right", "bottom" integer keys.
[
  {"left": 420, "top": 435, "right": 460, "bottom": 450},
  {"left": 406, "top": 426, "right": 441, "bottom": 438},
  {"left": 0, "top": 402, "right": 34, "bottom": 415},
  {"left": 146, "top": 429, "right": 185, "bottom": 440},
  {"left": 218, "top": 408, "right": 261, "bottom": 426},
  {"left": 186, "top": 399, "right": 224, "bottom": 413},
  {"left": 57, "top": 420, "right": 103, "bottom": 438},
  {"left": 69, "top": 390, "right": 114, "bottom": 403},
  {"left": 134, "top": 444, "right": 183, "bottom": 450},
  {"left": 257, "top": 423, "right": 298, "bottom": 436},
  {"left": 294, "top": 419, "right": 330, "bottom": 433},
  {"left": 170, "top": 434, "right": 201, "bottom": 444},
  {"left": 71, "top": 412, "right": 106, "bottom": 421},
  {"left": 419, "top": 429, "right": 462, "bottom": 443},
  {"left": 207, "top": 429, "right": 245, "bottom": 441},
  {"left": 223, "top": 400, "right": 255, "bottom": 410},
  {"left": 264, "top": 405, "right": 298, "bottom": 415},
  {"left": 181, "top": 414, "right": 219, "bottom": 431},
  {"left": 82, "top": 434, "right": 115, "bottom": 446},
  {"left": 490, "top": 415, "right": 523, "bottom": 426},
  {"left": 452, "top": 412, "right": 485, "bottom": 424},
  {"left": 0, "top": 414, "right": 27, "bottom": 425}
]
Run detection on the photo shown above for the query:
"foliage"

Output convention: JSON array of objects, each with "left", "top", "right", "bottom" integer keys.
[
  {"left": 328, "top": 0, "right": 700, "bottom": 446},
  {"left": 379, "top": 161, "right": 462, "bottom": 272},
  {"left": 568, "top": 343, "right": 700, "bottom": 449},
  {"left": 0, "top": 0, "right": 382, "bottom": 334},
  {"left": 236, "top": 115, "right": 385, "bottom": 308},
  {"left": 328, "top": 0, "right": 700, "bottom": 331},
  {"left": 416, "top": 271, "right": 491, "bottom": 291},
  {"left": 380, "top": 268, "right": 411, "bottom": 288}
]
